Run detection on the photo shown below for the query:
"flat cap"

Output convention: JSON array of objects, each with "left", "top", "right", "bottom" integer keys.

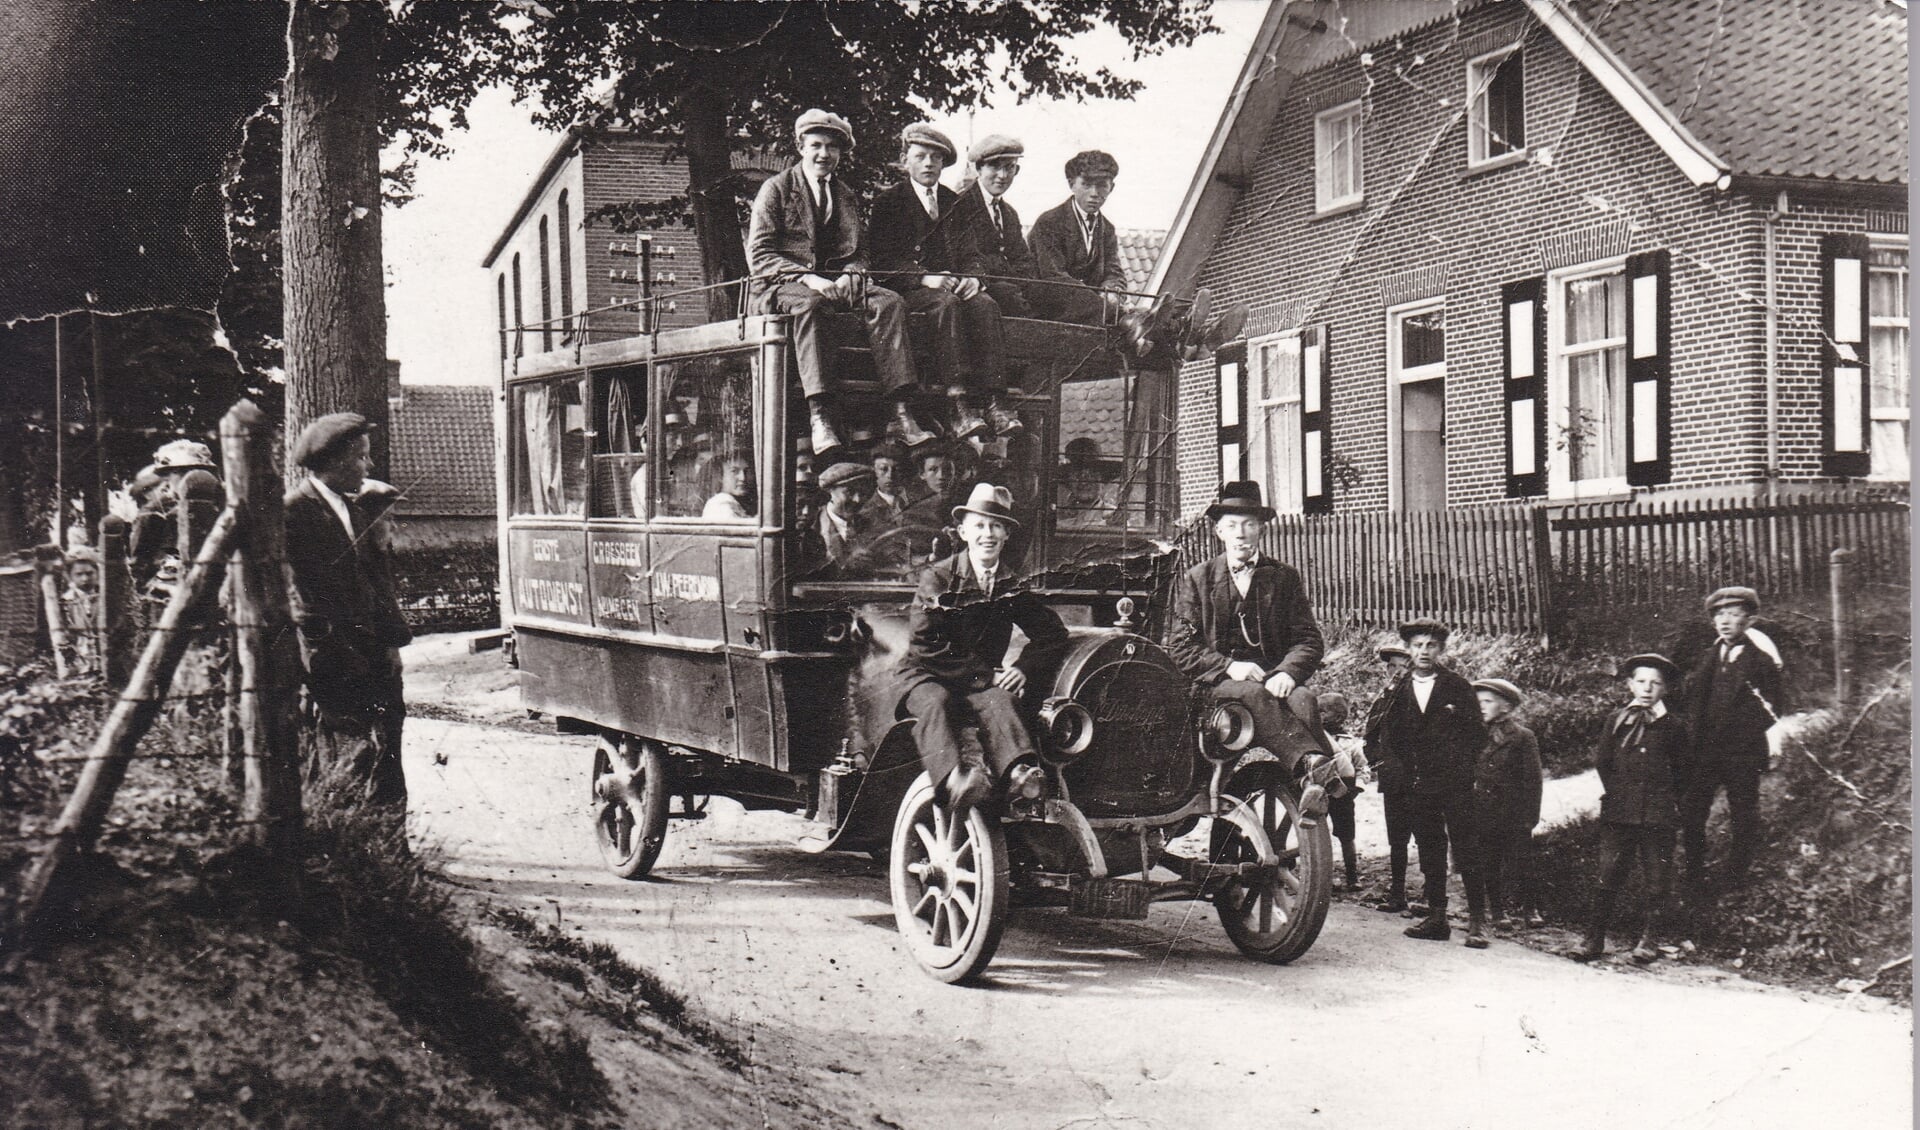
[
  {"left": 1471, "top": 678, "right": 1525, "bottom": 706},
  {"left": 1065, "top": 149, "right": 1119, "bottom": 181},
  {"left": 901, "top": 123, "right": 956, "bottom": 166},
  {"left": 1397, "top": 618, "right": 1451, "bottom": 644},
  {"left": 794, "top": 108, "right": 854, "bottom": 150},
  {"left": 1705, "top": 586, "right": 1760, "bottom": 614},
  {"left": 968, "top": 133, "right": 1024, "bottom": 166},
  {"left": 152, "top": 439, "right": 216, "bottom": 473},
  {"left": 817, "top": 461, "right": 876, "bottom": 490},
  {"left": 292, "top": 412, "right": 374, "bottom": 470},
  {"left": 1375, "top": 643, "right": 1411, "bottom": 662},
  {"left": 1617, "top": 653, "right": 1681, "bottom": 682}
]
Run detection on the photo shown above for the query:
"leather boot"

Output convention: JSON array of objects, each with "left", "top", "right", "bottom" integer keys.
[
  {"left": 949, "top": 399, "right": 988, "bottom": 441},
  {"left": 985, "top": 396, "right": 1025, "bottom": 437},
  {"left": 808, "top": 399, "right": 844, "bottom": 458},
  {"left": 885, "top": 400, "right": 935, "bottom": 448},
  {"left": 1404, "top": 905, "right": 1450, "bottom": 941},
  {"left": 1464, "top": 910, "right": 1490, "bottom": 949},
  {"left": 1378, "top": 871, "right": 1407, "bottom": 913},
  {"left": 1631, "top": 921, "right": 1660, "bottom": 964},
  {"left": 1569, "top": 891, "right": 1613, "bottom": 962},
  {"left": 1340, "top": 838, "right": 1360, "bottom": 891}
]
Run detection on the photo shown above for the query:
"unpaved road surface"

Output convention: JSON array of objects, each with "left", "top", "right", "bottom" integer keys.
[{"left": 404, "top": 715, "right": 1911, "bottom": 1130}]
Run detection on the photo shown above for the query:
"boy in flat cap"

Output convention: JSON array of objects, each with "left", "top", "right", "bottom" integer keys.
[
  {"left": 1167, "top": 482, "right": 1343, "bottom": 793},
  {"left": 899, "top": 483, "right": 1068, "bottom": 810},
  {"left": 1373, "top": 618, "right": 1489, "bottom": 946},
  {"left": 1680, "top": 586, "right": 1786, "bottom": 888},
  {"left": 284, "top": 412, "right": 413, "bottom": 817},
  {"left": 948, "top": 134, "right": 1040, "bottom": 318},
  {"left": 1364, "top": 642, "right": 1417, "bottom": 911},
  {"left": 1472, "top": 677, "right": 1544, "bottom": 929},
  {"left": 748, "top": 109, "right": 934, "bottom": 459},
  {"left": 1027, "top": 150, "right": 1127, "bottom": 325},
  {"left": 868, "top": 123, "right": 1022, "bottom": 442},
  {"left": 1572, "top": 654, "right": 1691, "bottom": 963}
]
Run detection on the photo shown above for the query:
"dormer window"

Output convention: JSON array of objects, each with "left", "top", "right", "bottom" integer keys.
[
  {"left": 1314, "top": 101, "right": 1364, "bottom": 213},
  {"left": 1468, "top": 47, "right": 1526, "bottom": 167}
]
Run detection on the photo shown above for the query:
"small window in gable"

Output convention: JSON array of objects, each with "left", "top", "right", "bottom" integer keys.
[
  {"left": 1468, "top": 47, "right": 1526, "bottom": 167},
  {"left": 1314, "top": 101, "right": 1364, "bottom": 213}
]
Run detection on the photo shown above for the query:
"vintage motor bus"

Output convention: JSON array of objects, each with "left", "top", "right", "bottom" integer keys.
[{"left": 497, "top": 289, "right": 1333, "bottom": 983}]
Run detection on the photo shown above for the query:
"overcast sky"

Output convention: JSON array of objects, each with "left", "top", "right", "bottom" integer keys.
[{"left": 382, "top": 0, "right": 1271, "bottom": 387}]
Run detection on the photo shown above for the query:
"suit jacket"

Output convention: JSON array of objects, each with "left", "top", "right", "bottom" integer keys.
[
  {"left": 818, "top": 507, "right": 871, "bottom": 571},
  {"left": 1596, "top": 705, "right": 1691, "bottom": 826},
  {"left": 899, "top": 553, "right": 1068, "bottom": 700},
  {"left": 1028, "top": 200, "right": 1125, "bottom": 293},
  {"left": 284, "top": 480, "right": 411, "bottom": 652},
  {"left": 1683, "top": 634, "right": 1785, "bottom": 767},
  {"left": 866, "top": 180, "right": 981, "bottom": 289},
  {"left": 1368, "top": 667, "right": 1485, "bottom": 797},
  {"left": 947, "top": 182, "right": 1038, "bottom": 284},
  {"left": 746, "top": 165, "right": 868, "bottom": 297},
  {"left": 1474, "top": 717, "right": 1544, "bottom": 829},
  {"left": 1166, "top": 555, "right": 1323, "bottom": 687}
]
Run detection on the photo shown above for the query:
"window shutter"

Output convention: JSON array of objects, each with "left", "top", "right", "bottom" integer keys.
[
  {"left": 1501, "top": 277, "right": 1546, "bottom": 497},
  {"left": 1302, "top": 326, "right": 1333, "bottom": 514},
  {"left": 1216, "top": 342, "right": 1247, "bottom": 487},
  {"left": 1624, "top": 250, "right": 1671, "bottom": 486},
  {"left": 1821, "top": 233, "right": 1871, "bottom": 477}
]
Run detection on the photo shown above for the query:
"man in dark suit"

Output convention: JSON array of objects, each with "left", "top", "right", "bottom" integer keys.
[
  {"left": 1680, "top": 586, "right": 1785, "bottom": 888},
  {"left": 1374, "top": 618, "right": 1489, "bottom": 947},
  {"left": 284, "top": 413, "right": 413, "bottom": 816},
  {"left": 1026, "top": 150, "right": 1127, "bottom": 325},
  {"left": 946, "top": 134, "right": 1040, "bottom": 318},
  {"left": 747, "top": 108, "right": 932, "bottom": 458},
  {"left": 899, "top": 483, "right": 1069, "bottom": 810},
  {"left": 1364, "top": 642, "right": 1416, "bottom": 911},
  {"left": 867, "top": 123, "right": 1021, "bottom": 442},
  {"left": 1166, "top": 481, "right": 1341, "bottom": 791}
]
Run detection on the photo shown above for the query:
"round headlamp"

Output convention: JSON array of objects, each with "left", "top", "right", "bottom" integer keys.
[
  {"left": 1205, "top": 700, "right": 1257, "bottom": 755},
  {"left": 1037, "top": 697, "right": 1095, "bottom": 761}
]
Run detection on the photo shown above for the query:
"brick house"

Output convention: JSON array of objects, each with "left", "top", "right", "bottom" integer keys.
[{"left": 1153, "top": 0, "right": 1908, "bottom": 519}]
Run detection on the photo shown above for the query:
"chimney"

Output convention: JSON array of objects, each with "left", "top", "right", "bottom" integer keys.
[{"left": 385, "top": 359, "right": 403, "bottom": 404}]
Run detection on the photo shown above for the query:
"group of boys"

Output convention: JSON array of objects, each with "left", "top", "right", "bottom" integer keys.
[{"left": 747, "top": 107, "right": 1226, "bottom": 465}]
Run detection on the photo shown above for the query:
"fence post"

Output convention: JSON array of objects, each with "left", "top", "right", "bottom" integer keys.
[
  {"left": 31, "top": 545, "right": 70, "bottom": 679},
  {"left": 220, "top": 400, "right": 304, "bottom": 858},
  {"left": 1829, "top": 546, "right": 1854, "bottom": 704},
  {"left": 97, "top": 516, "right": 136, "bottom": 688},
  {"left": 1529, "top": 505, "right": 1558, "bottom": 645}
]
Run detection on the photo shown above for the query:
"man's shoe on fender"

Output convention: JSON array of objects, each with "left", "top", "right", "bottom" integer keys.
[
  {"left": 943, "top": 764, "right": 991, "bottom": 812},
  {"left": 1404, "top": 911, "right": 1451, "bottom": 941}
]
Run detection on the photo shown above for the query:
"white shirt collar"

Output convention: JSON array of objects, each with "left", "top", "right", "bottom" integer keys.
[
  {"left": 970, "top": 555, "right": 998, "bottom": 592},
  {"left": 310, "top": 477, "right": 355, "bottom": 539},
  {"left": 823, "top": 508, "right": 851, "bottom": 537}
]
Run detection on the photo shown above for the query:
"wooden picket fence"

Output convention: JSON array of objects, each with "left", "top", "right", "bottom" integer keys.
[{"left": 1170, "top": 485, "right": 1910, "bottom": 639}]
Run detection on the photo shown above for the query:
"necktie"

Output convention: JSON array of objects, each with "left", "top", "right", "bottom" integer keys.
[
  {"left": 990, "top": 196, "right": 1005, "bottom": 236},
  {"left": 816, "top": 178, "right": 832, "bottom": 222},
  {"left": 923, "top": 187, "right": 939, "bottom": 220},
  {"left": 1616, "top": 705, "right": 1652, "bottom": 751},
  {"left": 1082, "top": 211, "right": 1096, "bottom": 252}
]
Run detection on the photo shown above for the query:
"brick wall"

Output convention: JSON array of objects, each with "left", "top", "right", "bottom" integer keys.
[
  {"left": 579, "top": 138, "right": 710, "bottom": 333},
  {"left": 1175, "top": 1, "right": 1897, "bottom": 518}
]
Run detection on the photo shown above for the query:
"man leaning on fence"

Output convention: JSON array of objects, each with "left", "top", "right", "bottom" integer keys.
[{"left": 284, "top": 413, "right": 412, "bottom": 820}]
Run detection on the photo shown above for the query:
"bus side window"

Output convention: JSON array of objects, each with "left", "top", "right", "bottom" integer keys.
[
  {"left": 593, "top": 364, "right": 649, "bottom": 518},
  {"left": 657, "top": 352, "right": 757, "bottom": 521},
  {"left": 511, "top": 374, "right": 590, "bottom": 517}
]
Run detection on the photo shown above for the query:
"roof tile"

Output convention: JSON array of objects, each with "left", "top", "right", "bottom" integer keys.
[{"left": 389, "top": 385, "right": 496, "bottom": 516}]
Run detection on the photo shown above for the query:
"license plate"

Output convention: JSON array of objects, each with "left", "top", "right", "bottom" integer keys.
[{"left": 1068, "top": 877, "right": 1152, "bottom": 920}]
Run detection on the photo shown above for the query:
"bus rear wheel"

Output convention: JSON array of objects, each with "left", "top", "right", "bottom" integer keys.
[{"left": 593, "top": 735, "right": 670, "bottom": 880}]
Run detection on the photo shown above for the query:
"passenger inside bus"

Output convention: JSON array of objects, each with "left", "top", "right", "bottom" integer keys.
[
  {"left": 817, "top": 461, "right": 877, "bottom": 575},
  {"left": 703, "top": 455, "right": 757, "bottom": 522}
]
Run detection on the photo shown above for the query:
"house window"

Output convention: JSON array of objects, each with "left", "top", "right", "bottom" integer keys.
[
  {"left": 1314, "top": 101, "right": 1364, "bottom": 213},
  {"left": 511, "top": 253, "right": 525, "bottom": 358},
  {"left": 496, "top": 274, "right": 508, "bottom": 361},
  {"left": 1468, "top": 47, "right": 1526, "bottom": 167},
  {"left": 538, "top": 215, "right": 553, "bottom": 351},
  {"left": 557, "top": 190, "right": 575, "bottom": 333},
  {"left": 1387, "top": 300, "right": 1447, "bottom": 511},
  {"left": 1247, "top": 333, "right": 1304, "bottom": 514},
  {"left": 1548, "top": 261, "right": 1628, "bottom": 497},
  {"left": 1868, "top": 240, "right": 1909, "bottom": 480}
]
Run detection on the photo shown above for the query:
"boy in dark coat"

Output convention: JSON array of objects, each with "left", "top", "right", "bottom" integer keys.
[
  {"left": 1571, "top": 654, "right": 1691, "bottom": 964},
  {"left": 946, "top": 134, "right": 1039, "bottom": 317},
  {"left": 1680, "top": 586, "right": 1785, "bottom": 888},
  {"left": 1472, "top": 678, "right": 1544, "bottom": 929},
  {"left": 1026, "top": 150, "right": 1127, "bottom": 325},
  {"left": 1364, "top": 643, "right": 1415, "bottom": 911},
  {"left": 1373, "top": 619, "right": 1489, "bottom": 947}
]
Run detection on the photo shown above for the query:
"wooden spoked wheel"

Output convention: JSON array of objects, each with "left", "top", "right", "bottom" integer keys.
[
  {"left": 592, "top": 735, "right": 670, "bottom": 880},
  {"left": 889, "top": 773, "right": 1010, "bottom": 984},
  {"left": 1211, "top": 762, "right": 1331, "bottom": 964}
]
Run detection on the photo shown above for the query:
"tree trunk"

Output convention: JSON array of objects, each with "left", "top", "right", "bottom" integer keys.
[
  {"left": 283, "top": 0, "right": 390, "bottom": 478},
  {"left": 680, "top": 86, "right": 749, "bottom": 322}
]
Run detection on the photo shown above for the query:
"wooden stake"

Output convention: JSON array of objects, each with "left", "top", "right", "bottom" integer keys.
[
  {"left": 31, "top": 546, "right": 70, "bottom": 679},
  {"left": 97, "top": 515, "right": 135, "bottom": 689}
]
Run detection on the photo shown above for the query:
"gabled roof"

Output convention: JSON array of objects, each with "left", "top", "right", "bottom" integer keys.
[{"left": 389, "top": 385, "right": 496, "bottom": 517}]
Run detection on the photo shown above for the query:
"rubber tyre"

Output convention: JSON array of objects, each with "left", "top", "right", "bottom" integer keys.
[
  {"left": 1211, "top": 762, "right": 1332, "bottom": 964},
  {"left": 592, "top": 736, "right": 671, "bottom": 880},
  {"left": 888, "top": 773, "right": 1011, "bottom": 984}
]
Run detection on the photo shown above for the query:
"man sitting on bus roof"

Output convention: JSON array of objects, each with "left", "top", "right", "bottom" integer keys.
[
  {"left": 1027, "top": 150, "right": 1128, "bottom": 326},
  {"left": 947, "top": 133, "right": 1039, "bottom": 319},
  {"left": 899, "top": 483, "right": 1069, "bottom": 811},
  {"left": 868, "top": 123, "right": 1023, "bottom": 443},
  {"left": 748, "top": 108, "right": 936, "bottom": 460}
]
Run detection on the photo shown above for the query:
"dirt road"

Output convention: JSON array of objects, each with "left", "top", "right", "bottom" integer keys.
[{"left": 403, "top": 715, "right": 1910, "bottom": 1130}]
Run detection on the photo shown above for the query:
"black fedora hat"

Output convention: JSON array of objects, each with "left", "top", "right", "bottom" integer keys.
[{"left": 1206, "top": 480, "right": 1275, "bottom": 522}]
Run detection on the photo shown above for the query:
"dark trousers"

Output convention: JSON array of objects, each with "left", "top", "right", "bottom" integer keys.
[
  {"left": 302, "top": 646, "right": 407, "bottom": 814},
  {"left": 1596, "top": 821, "right": 1674, "bottom": 917},
  {"left": 891, "top": 285, "right": 1006, "bottom": 394},
  {"left": 761, "top": 280, "right": 916, "bottom": 398},
  {"left": 1381, "top": 787, "right": 1413, "bottom": 887},
  {"left": 904, "top": 680, "right": 1036, "bottom": 788},
  {"left": 1029, "top": 280, "right": 1107, "bottom": 325},
  {"left": 984, "top": 278, "right": 1034, "bottom": 319},
  {"left": 1207, "top": 680, "right": 1338, "bottom": 775},
  {"left": 1480, "top": 821, "right": 1536, "bottom": 915},
  {"left": 1681, "top": 756, "right": 1763, "bottom": 878},
  {"left": 1410, "top": 786, "right": 1483, "bottom": 914}
]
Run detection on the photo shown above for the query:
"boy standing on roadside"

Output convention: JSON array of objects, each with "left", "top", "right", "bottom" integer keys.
[
  {"left": 1364, "top": 643, "right": 1415, "bottom": 912},
  {"left": 1681, "top": 586, "right": 1785, "bottom": 889},
  {"left": 1471, "top": 678, "right": 1544, "bottom": 930}
]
